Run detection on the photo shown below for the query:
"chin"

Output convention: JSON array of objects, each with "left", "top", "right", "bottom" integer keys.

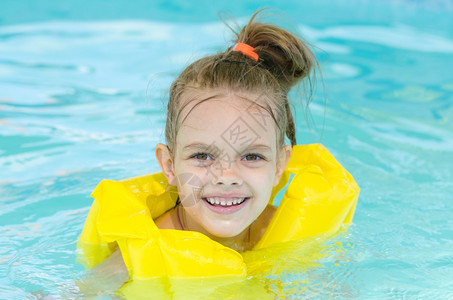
[{"left": 205, "top": 223, "right": 247, "bottom": 239}]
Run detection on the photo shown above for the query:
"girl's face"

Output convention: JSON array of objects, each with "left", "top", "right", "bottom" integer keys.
[{"left": 157, "top": 90, "right": 291, "bottom": 239}]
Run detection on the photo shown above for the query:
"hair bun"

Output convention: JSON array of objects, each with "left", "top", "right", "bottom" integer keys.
[{"left": 236, "top": 15, "right": 315, "bottom": 92}]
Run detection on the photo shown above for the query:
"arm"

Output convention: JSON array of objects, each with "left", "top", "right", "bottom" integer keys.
[{"left": 76, "top": 249, "right": 129, "bottom": 297}]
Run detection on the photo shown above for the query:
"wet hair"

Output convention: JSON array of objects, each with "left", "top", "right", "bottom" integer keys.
[{"left": 165, "top": 9, "right": 317, "bottom": 154}]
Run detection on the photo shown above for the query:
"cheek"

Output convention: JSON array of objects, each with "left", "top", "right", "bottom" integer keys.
[
  {"left": 176, "top": 159, "right": 215, "bottom": 184},
  {"left": 245, "top": 167, "right": 276, "bottom": 194},
  {"left": 173, "top": 166, "right": 206, "bottom": 207}
]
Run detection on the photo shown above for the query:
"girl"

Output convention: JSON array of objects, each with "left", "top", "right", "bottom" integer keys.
[
  {"left": 77, "top": 9, "right": 358, "bottom": 295},
  {"left": 152, "top": 9, "right": 315, "bottom": 252}
]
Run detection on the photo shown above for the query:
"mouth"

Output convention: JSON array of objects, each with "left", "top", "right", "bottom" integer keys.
[
  {"left": 205, "top": 197, "right": 248, "bottom": 206},
  {"left": 202, "top": 197, "right": 250, "bottom": 214}
]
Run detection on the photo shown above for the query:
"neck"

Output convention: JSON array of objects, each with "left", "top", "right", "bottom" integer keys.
[
  {"left": 176, "top": 205, "right": 252, "bottom": 252},
  {"left": 210, "top": 228, "right": 252, "bottom": 252}
]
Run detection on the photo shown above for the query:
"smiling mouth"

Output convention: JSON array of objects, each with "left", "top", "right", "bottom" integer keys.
[{"left": 203, "top": 197, "right": 249, "bottom": 207}]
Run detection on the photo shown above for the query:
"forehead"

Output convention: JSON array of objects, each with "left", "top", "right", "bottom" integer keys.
[{"left": 177, "top": 89, "right": 277, "bottom": 149}]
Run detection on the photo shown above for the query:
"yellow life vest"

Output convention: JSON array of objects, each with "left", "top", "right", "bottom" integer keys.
[{"left": 77, "top": 144, "right": 359, "bottom": 280}]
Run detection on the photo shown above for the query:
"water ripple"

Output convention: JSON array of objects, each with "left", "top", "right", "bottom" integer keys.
[
  {"left": 301, "top": 24, "right": 453, "bottom": 52},
  {"left": 0, "top": 12, "right": 452, "bottom": 298}
]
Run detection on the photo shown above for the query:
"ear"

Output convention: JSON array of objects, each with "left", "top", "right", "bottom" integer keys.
[
  {"left": 155, "top": 143, "right": 177, "bottom": 186},
  {"left": 273, "top": 145, "right": 292, "bottom": 186}
]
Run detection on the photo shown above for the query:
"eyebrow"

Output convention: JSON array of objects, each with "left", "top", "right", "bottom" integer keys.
[
  {"left": 241, "top": 144, "right": 273, "bottom": 153},
  {"left": 183, "top": 143, "right": 272, "bottom": 151},
  {"left": 182, "top": 143, "right": 220, "bottom": 153}
]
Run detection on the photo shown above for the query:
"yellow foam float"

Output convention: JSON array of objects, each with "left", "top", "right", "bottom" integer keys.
[{"left": 77, "top": 144, "right": 359, "bottom": 282}]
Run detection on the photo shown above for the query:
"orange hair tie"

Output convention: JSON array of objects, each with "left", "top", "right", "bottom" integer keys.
[{"left": 233, "top": 42, "right": 259, "bottom": 61}]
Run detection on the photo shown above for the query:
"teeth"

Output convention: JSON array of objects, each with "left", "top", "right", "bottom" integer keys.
[{"left": 206, "top": 197, "right": 246, "bottom": 206}]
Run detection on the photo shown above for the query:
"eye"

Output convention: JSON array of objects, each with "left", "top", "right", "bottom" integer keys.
[
  {"left": 192, "top": 152, "right": 212, "bottom": 160},
  {"left": 242, "top": 153, "right": 263, "bottom": 161}
]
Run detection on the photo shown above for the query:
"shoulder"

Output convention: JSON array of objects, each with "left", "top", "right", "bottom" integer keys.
[{"left": 154, "top": 207, "right": 179, "bottom": 229}]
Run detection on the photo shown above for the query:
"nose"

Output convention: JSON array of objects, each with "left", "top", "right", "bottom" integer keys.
[{"left": 211, "top": 161, "right": 243, "bottom": 186}]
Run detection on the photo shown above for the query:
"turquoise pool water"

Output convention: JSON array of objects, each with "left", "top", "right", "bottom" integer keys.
[{"left": 1, "top": 0, "right": 453, "bottom": 298}]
